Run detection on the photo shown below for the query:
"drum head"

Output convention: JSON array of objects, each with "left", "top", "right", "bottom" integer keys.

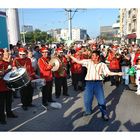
[
  {"left": 49, "top": 57, "right": 60, "bottom": 71},
  {"left": 3, "top": 68, "right": 26, "bottom": 81}
]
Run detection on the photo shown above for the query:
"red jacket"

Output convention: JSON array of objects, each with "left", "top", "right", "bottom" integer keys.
[
  {"left": 70, "top": 54, "right": 82, "bottom": 74},
  {"left": 38, "top": 56, "right": 53, "bottom": 81},
  {"left": 13, "top": 57, "right": 35, "bottom": 80},
  {"left": 54, "top": 56, "right": 67, "bottom": 78},
  {"left": 133, "top": 53, "right": 140, "bottom": 65},
  {"left": 107, "top": 52, "right": 120, "bottom": 70},
  {"left": 0, "top": 60, "right": 11, "bottom": 92}
]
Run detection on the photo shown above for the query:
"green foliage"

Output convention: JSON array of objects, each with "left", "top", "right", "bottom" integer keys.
[{"left": 20, "top": 29, "right": 56, "bottom": 44}]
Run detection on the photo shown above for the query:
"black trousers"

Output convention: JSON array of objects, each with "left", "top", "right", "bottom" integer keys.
[
  {"left": 55, "top": 77, "right": 68, "bottom": 97},
  {"left": 0, "top": 91, "right": 13, "bottom": 121},
  {"left": 110, "top": 69, "right": 121, "bottom": 85},
  {"left": 42, "top": 80, "right": 53, "bottom": 105},
  {"left": 20, "top": 82, "right": 34, "bottom": 107},
  {"left": 72, "top": 73, "right": 82, "bottom": 90}
]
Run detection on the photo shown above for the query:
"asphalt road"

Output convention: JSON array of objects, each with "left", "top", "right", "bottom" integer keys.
[{"left": 0, "top": 79, "right": 140, "bottom": 132}]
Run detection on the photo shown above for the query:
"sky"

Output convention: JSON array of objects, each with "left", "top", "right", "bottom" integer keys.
[{"left": 18, "top": 8, "right": 119, "bottom": 38}]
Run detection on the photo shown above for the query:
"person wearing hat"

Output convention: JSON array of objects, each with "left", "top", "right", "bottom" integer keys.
[
  {"left": 38, "top": 47, "right": 55, "bottom": 106},
  {"left": 12, "top": 47, "right": 36, "bottom": 110},
  {"left": 70, "top": 48, "right": 83, "bottom": 91},
  {"left": 54, "top": 47, "right": 69, "bottom": 98},
  {"left": 0, "top": 49, "right": 18, "bottom": 124}
]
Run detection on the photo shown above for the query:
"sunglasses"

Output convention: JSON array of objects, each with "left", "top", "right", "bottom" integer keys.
[{"left": 19, "top": 54, "right": 26, "bottom": 55}]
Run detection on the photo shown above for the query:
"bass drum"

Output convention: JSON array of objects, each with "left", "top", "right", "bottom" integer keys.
[
  {"left": 49, "top": 57, "right": 61, "bottom": 71},
  {"left": 3, "top": 68, "right": 30, "bottom": 90}
]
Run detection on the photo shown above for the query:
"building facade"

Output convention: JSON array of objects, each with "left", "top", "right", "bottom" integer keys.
[
  {"left": 100, "top": 26, "right": 113, "bottom": 39},
  {"left": 6, "top": 8, "right": 20, "bottom": 45},
  {"left": 120, "top": 8, "right": 140, "bottom": 44},
  {"left": 48, "top": 28, "right": 87, "bottom": 41}
]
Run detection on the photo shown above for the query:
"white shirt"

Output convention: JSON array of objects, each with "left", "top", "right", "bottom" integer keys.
[{"left": 81, "top": 59, "right": 110, "bottom": 81}]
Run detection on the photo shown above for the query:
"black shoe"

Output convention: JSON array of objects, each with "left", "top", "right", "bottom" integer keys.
[
  {"left": 0, "top": 120, "right": 7, "bottom": 125},
  {"left": 7, "top": 113, "right": 18, "bottom": 118},
  {"left": 102, "top": 114, "right": 109, "bottom": 121},
  {"left": 83, "top": 112, "right": 92, "bottom": 116},
  {"left": 48, "top": 100, "right": 56, "bottom": 103},
  {"left": 42, "top": 103, "right": 48, "bottom": 107},
  {"left": 22, "top": 106, "right": 28, "bottom": 111},
  {"left": 28, "top": 104, "right": 36, "bottom": 107}
]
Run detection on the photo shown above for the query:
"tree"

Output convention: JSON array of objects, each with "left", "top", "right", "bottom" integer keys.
[{"left": 20, "top": 29, "right": 55, "bottom": 44}]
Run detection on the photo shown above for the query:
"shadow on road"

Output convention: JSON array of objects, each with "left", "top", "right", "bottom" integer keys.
[{"left": 73, "top": 83, "right": 125, "bottom": 131}]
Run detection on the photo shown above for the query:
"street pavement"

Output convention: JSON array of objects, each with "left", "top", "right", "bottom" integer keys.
[{"left": 0, "top": 79, "right": 140, "bottom": 132}]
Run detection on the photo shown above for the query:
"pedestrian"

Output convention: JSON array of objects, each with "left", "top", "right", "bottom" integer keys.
[
  {"left": 0, "top": 49, "right": 18, "bottom": 124},
  {"left": 68, "top": 50, "right": 123, "bottom": 121},
  {"left": 135, "top": 58, "right": 140, "bottom": 95},
  {"left": 120, "top": 48, "right": 131, "bottom": 90}
]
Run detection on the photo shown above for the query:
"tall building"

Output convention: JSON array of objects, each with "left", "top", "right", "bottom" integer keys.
[
  {"left": 120, "top": 8, "right": 140, "bottom": 44},
  {"left": 61, "top": 28, "right": 87, "bottom": 41},
  {"left": 6, "top": 8, "right": 20, "bottom": 45},
  {"left": 48, "top": 28, "right": 87, "bottom": 41},
  {"left": 100, "top": 26, "right": 113, "bottom": 38}
]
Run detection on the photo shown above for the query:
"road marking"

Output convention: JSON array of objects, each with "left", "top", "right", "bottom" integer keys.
[
  {"left": 9, "top": 79, "right": 72, "bottom": 131},
  {"left": 8, "top": 110, "right": 47, "bottom": 132}
]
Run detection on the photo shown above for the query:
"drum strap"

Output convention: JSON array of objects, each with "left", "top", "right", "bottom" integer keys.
[
  {"left": 15, "top": 59, "right": 27, "bottom": 68},
  {"left": 41, "top": 58, "right": 49, "bottom": 66}
]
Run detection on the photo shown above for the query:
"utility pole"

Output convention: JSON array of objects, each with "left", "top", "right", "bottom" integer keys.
[
  {"left": 65, "top": 9, "right": 72, "bottom": 40},
  {"left": 68, "top": 9, "right": 72, "bottom": 40}
]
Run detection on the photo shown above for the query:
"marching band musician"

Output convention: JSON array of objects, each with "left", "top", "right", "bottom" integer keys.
[
  {"left": 12, "top": 48, "right": 36, "bottom": 110},
  {"left": 0, "top": 49, "right": 17, "bottom": 124},
  {"left": 38, "top": 47, "right": 55, "bottom": 107},
  {"left": 70, "top": 47, "right": 83, "bottom": 91},
  {"left": 54, "top": 47, "right": 69, "bottom": 98}
]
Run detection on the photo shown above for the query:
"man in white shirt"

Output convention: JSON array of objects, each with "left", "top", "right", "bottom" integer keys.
[{"left": 68, "top": 50, "right": 123, "bottom": 121}]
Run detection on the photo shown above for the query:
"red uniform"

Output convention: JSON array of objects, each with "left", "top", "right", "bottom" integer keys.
[
  {"left": 70, "top": 53, "right": 82, "bottom": 74},
  {"left": 107, "top": 52, "right": 120, "bottom": 70},
  {"left": 13, "top": 57, "right": 35, "bottom": 79},
  {"left": 133, "top": 53, "right": 140, "bottom": 65},
  {"left": 0, "top": 60, "right": 11, "bottom": 92},
  {"left": 12, "top": 55, "right": 35, "bottom": 110},
  {"left": 38, "top": 56, "right": 53, "bottom": 81}
]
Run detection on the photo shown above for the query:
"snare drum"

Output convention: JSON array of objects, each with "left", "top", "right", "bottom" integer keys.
[{"left": 3, "top": 68, "right": 30, "bottom": 90}]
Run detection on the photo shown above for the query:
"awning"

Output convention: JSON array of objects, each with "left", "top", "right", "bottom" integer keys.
[{"left": 127, "top": 33, "right": 136, "bottom": 39}]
